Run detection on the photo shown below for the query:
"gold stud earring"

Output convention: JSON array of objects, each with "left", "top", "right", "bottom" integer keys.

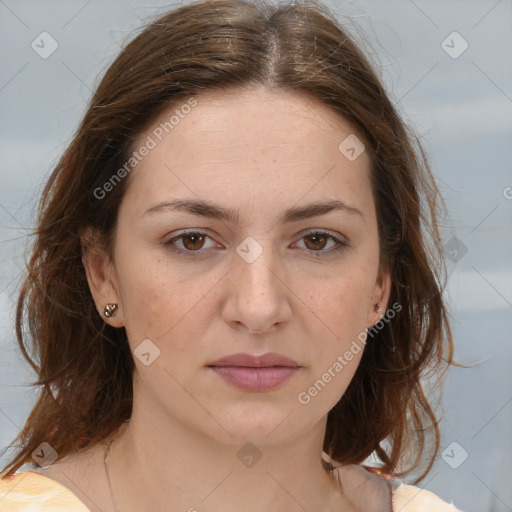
[{"left": 103, "top": 303, "right": 118, "bottom": 318}]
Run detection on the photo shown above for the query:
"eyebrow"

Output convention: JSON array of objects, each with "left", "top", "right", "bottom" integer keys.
[{"left": 144, "top": 198, "right": 364, "bottom": 224}]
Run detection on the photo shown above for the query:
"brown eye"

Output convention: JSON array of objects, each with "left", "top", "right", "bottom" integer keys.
[
  {"left": 164, "top": 231, "right": 218, "bottom": 255},
  {"left": 181, "top": 233, "right": 206, "bottom": 250},
  {"left": 295, "top": 230, "right": 347, "bottom": 256},
  {"left": 303, "top": 233, "right": 329, "bottom": 251}
]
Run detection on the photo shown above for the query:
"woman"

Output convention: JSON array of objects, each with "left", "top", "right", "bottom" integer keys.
[{"left": 0, "top": 0, "right": 461, "bottom": 510}]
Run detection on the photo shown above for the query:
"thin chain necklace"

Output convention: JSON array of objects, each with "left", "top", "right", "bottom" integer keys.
[{"left": 104, "top": 440, "right": 119, "bottom": 512}]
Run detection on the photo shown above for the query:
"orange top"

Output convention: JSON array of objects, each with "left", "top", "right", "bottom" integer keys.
[
  {"left": 0, "top": 471, "right": 462, "bottom": 511},
  {"left": 0, "top": 472, "right": 89, "bottom": 511}
]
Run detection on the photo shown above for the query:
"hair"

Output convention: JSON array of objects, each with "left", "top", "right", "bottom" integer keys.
[{"left": 1, "top": 0, "right": 453, "bottom": 482}]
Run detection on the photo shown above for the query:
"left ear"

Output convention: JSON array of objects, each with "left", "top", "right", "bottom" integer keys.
[{"left": 367, "top": 268, "right": 391, "bottom": 328}]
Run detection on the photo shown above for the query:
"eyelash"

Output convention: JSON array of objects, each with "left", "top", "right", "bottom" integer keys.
[{"left": 162, "top": 229, "right": 348, "bottom": 257}]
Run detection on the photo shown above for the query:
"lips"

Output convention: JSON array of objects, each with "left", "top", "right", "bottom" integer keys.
[
  {"left": 207, "top": 352, "right": 301, "bottom": 392},
  {"left": 208, "top": 352, "right": 299, "bottom": 368}
]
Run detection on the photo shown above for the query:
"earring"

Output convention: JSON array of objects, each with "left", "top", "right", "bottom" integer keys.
[
  {"left": 374, "top": 304, "right": 381, "bottom": 315},
  {"left": 103, "top": 303, "right": 118, "bottom": 318}
]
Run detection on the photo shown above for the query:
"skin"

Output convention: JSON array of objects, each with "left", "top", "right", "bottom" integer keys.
[{"left": 38, "top": 86, "right": 392, "bottom": 511}]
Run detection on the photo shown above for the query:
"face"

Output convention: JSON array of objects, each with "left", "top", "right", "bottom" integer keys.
[{"left": 84, "top": 86, "right": 390, "bottom": 446}]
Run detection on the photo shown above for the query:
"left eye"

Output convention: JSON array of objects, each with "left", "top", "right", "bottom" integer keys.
[
  {"left": 294, "top": 231, "right": 344, "bottom": 253},
  {"left": 163, "top": 230, "right": 346, "bottom": 256}
]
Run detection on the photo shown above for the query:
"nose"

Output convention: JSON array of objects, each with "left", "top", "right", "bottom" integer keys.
[{"left": 222, "top": 239, "right": 292, "bottom": 335}]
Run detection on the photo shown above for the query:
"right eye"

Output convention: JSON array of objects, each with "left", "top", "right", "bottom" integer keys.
[{"left": 163, "top": 230, "right": 221, "bottom": 255}]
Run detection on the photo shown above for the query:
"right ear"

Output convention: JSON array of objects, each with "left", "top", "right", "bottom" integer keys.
[{"left": 80, "top": 228, "right": 125, "bottom": 328}]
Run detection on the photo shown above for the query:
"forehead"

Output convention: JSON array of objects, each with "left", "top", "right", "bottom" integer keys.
[
  {"left": 146, "top": 87, "right": 365, "bottom": 156},
  {"left": 123, "top": 86, "right": 374, "bottom": 221}
]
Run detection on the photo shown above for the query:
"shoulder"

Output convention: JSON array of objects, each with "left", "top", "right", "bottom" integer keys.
[
  {"left": 331, "top": 463, "right": 462, "bottom": 512},
  {"left": 0, "top": 471, "right": 90, "bottom": 511},
  {"left": 392, "top": 482, "right": 462, "bottom": 511},
  {"left": 334, "top": 464, "right": 393, "bottom": 511}
]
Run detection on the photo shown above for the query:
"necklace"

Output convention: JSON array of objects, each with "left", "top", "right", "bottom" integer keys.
[{"left": 104, "top": 440, "right": 119, "bottom": 512}]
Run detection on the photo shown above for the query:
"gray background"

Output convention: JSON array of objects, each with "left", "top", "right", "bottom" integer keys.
[{"left": 0, "top": 1, "right": 511, "bottom": 511}]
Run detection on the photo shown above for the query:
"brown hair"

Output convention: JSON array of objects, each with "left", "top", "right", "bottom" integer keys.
[{"left": 1, "top": 0, "right": 453, "bottom": 481}]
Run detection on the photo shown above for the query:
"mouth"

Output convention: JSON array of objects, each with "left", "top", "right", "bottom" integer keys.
[{"left": 206, "top": 352, "right": 301, "bottom": 392}]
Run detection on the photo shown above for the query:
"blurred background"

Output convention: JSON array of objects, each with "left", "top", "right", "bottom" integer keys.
[{"left": 0, "top": 1, "right": 511, "bottom": 510}]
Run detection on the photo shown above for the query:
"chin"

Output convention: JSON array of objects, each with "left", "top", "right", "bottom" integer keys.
[{"left": 204, "top": 402, "right": 305, "bottom": 445}]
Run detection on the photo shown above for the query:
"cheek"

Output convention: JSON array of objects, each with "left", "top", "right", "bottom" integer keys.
[
  {"left": 299, "top": 256, "right": 377, "bottom": 387},
  {"left": 116, "top": 254, "right": 220, "bottom": 352},
  {"left": 300, "top": 281, "right": 371, "bottom": 407},
  {"left": 306, "top": 261, "right": 375, "bottom": 333}
]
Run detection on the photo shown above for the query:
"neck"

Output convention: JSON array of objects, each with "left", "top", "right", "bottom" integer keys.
[{"left": 106, "top": 392, "right": 343, "bottom": 511}]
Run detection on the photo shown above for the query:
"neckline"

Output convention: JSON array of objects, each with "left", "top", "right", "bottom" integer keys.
[{"left": 10, "top": 465, "right": 404, "bottom": 512}]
